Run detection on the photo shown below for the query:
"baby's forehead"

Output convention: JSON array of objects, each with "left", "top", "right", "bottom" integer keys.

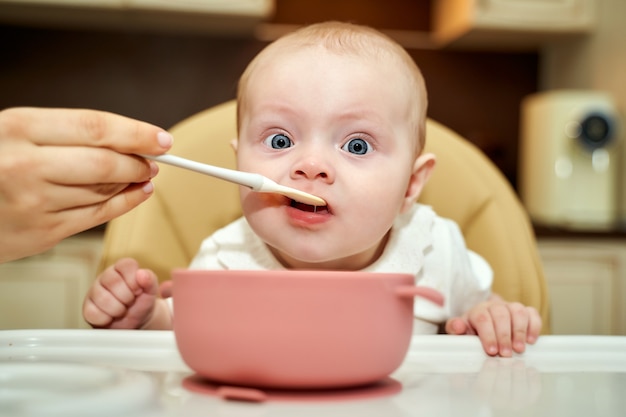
[
  {"left": 253, "top": 47, "right": 421, "bottom": 107},
  {"left": 266, "top": 41, "right": 400, "bottom": 69},
  {"left": 258, "top": 43, "right": 419, "bottom": 92}
]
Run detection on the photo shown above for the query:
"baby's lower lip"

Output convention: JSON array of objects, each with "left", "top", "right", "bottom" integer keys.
[{"left": 286, "top": 201, "right": 331, "bottom": 225}]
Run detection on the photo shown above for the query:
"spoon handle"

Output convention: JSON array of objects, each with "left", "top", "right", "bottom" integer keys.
[
  {"left": 141, "top": 154, "right": 265, "bottom": 190},
  {"left": 140, "top": 154, "right": 326, "bottom": 206}
]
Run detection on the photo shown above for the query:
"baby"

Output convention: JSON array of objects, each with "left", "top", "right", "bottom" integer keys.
[{"left": 84, "top": 21, "right": 541, "bottom": 357}]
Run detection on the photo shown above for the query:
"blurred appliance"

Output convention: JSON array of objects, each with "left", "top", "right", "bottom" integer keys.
[{"left": 519, "top": 90, "right": 621, "bottom": 230}]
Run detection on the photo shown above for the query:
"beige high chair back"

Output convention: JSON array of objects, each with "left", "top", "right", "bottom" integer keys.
[{"left": 99, "top": 100, "right": 551, "bottom": 333}]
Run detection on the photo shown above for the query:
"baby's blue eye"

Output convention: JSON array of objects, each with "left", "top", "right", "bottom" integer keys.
[
  {"left": 264, "top": 133, "right": 293, "bottom": 149},
  {"left": 342, "top": 138, "right": 371, "bottom": 155}
]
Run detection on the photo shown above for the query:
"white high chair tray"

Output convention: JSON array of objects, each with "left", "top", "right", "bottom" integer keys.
[{"left": 1, "top": 330, "right": 625, "bottom": 417}]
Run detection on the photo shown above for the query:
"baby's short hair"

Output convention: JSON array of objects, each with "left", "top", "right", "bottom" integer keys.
[{"left": 237, "top": 21, "right": 428, "bottom": 151}]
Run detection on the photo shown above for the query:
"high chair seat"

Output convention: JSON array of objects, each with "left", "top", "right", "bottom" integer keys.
[{"left": 99, "top": 100, "right": 550, "bottom": 333}]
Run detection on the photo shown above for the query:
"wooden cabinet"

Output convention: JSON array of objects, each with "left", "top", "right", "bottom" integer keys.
[
  {"left": 0, "top": 233, "right": 103, "bottom": 329},
  {"left": 431, "top": 0, "right": 595, "bottom": 50},
  {"left": 538, "top": 238, "right": 626, "bottom": 335},
  {"left": 0, "top": 0, "right": 274, "bottom": 34}
]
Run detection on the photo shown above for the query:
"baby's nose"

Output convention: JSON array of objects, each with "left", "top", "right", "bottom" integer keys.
[{"left": 292, "top": 158, "right": 334, "bottom": 182}]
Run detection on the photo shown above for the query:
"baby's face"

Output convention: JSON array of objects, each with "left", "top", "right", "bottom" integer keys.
[{"left": 236, "top": 46, "right": 427, "bottom": 270}]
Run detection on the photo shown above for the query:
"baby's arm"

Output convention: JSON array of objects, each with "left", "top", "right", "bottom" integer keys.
[
  {"left": 445, "top": 294, "right": 542, "bottom": 357},
  {"left": 82, "top": 257, "right": 172, "bottom": 330}
]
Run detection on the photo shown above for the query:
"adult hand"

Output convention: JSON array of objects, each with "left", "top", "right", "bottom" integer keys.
[{"left": 0, "top": 107, "right": 173, "bottom": 263}]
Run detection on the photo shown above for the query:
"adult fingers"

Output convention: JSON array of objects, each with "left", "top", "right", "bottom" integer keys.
[
  {"left": 36, "top": 184, "right": 153, "bottom": 255},
  {"left": 37, "top": 146, "right": 158, "bottom": 186},
  {"left": 85, "top": 182, "right": 155, "bottom": 224},
  {"left": 32, "top": 182, "right": 130, "bottom": 213},
  {"left": 0, "top": 107, "right": 173, "bottom": 155}
]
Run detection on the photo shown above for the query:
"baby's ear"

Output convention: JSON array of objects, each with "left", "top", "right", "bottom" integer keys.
[
  {"left": 401, "top": 153, "right": 436, "bottom": 213},
  {"left": 230, "top": 138, "right": 239, "bottom": 152}
]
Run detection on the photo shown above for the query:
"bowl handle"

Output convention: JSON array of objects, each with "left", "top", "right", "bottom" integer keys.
[{"left": 395, "top": 286, "right": 444, "bottom": 306}]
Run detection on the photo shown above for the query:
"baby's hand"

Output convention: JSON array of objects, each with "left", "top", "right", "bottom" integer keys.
[
  {"left": 83, "top": 258, "right": 159, "bottom": 329},
  {"left": 445, "top": 295, "right": 542, "bottom": 357}
]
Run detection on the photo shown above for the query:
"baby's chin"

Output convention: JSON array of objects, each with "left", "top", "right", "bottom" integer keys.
[{"left": 268, "top": 244, "right": 377, "bottom": 271}]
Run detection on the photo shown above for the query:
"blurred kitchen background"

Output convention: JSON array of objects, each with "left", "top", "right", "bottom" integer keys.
[{"left": 1, "top": 0, "right": 625, "bottom": 335}]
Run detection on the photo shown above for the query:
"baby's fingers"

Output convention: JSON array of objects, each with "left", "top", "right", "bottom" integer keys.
[
  {"left": 159, "top": 280, "right": 173, "bottom": 299},
  {"left": 135, "top": 269, "right": 160, "bottom": 296},
  {"left": 490, "top": 303, "right": 516, "bottom": 357},
  {"left": 445, "top": 317, "right": 473, "bottom": 336},
  {"left": 526, "top": 307, "right": 542, "bottom": 344},
  {"left": 83, "top": 300, "right": 112, "bottom": 327},
  {"left": 83, "top": 284, "right": 129, "bottom": 327},
  {"left": 509, "top": 302, "right": 530, "bottom": 354},
  {"left": 92, "top": 258, "right": 147, "bottom": 308}
]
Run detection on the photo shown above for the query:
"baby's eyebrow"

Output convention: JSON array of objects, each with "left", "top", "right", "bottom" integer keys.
[
  {"left": 335, "top": 109, "right": 382, "bottom": 123},
  {"left": 254, "top": 101, "right": 299, "bottom": 118}
]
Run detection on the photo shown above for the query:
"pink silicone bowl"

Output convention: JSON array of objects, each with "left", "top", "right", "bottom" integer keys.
[{"left": 172, "top": 269, "right": 444, "bottom": 390}]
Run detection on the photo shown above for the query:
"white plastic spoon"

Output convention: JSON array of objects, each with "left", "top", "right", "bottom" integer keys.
[{"left": 141, "top": 154, "right": 326, "bottom": 206}]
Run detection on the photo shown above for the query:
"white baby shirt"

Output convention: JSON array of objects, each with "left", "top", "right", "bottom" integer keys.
[{"left": 189, "top": 203, "right": 492, "bottom": 334}]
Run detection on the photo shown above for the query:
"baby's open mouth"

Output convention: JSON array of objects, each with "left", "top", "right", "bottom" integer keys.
[{"left": 290, "top": 199, "right": 329, "bottom": 214}]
